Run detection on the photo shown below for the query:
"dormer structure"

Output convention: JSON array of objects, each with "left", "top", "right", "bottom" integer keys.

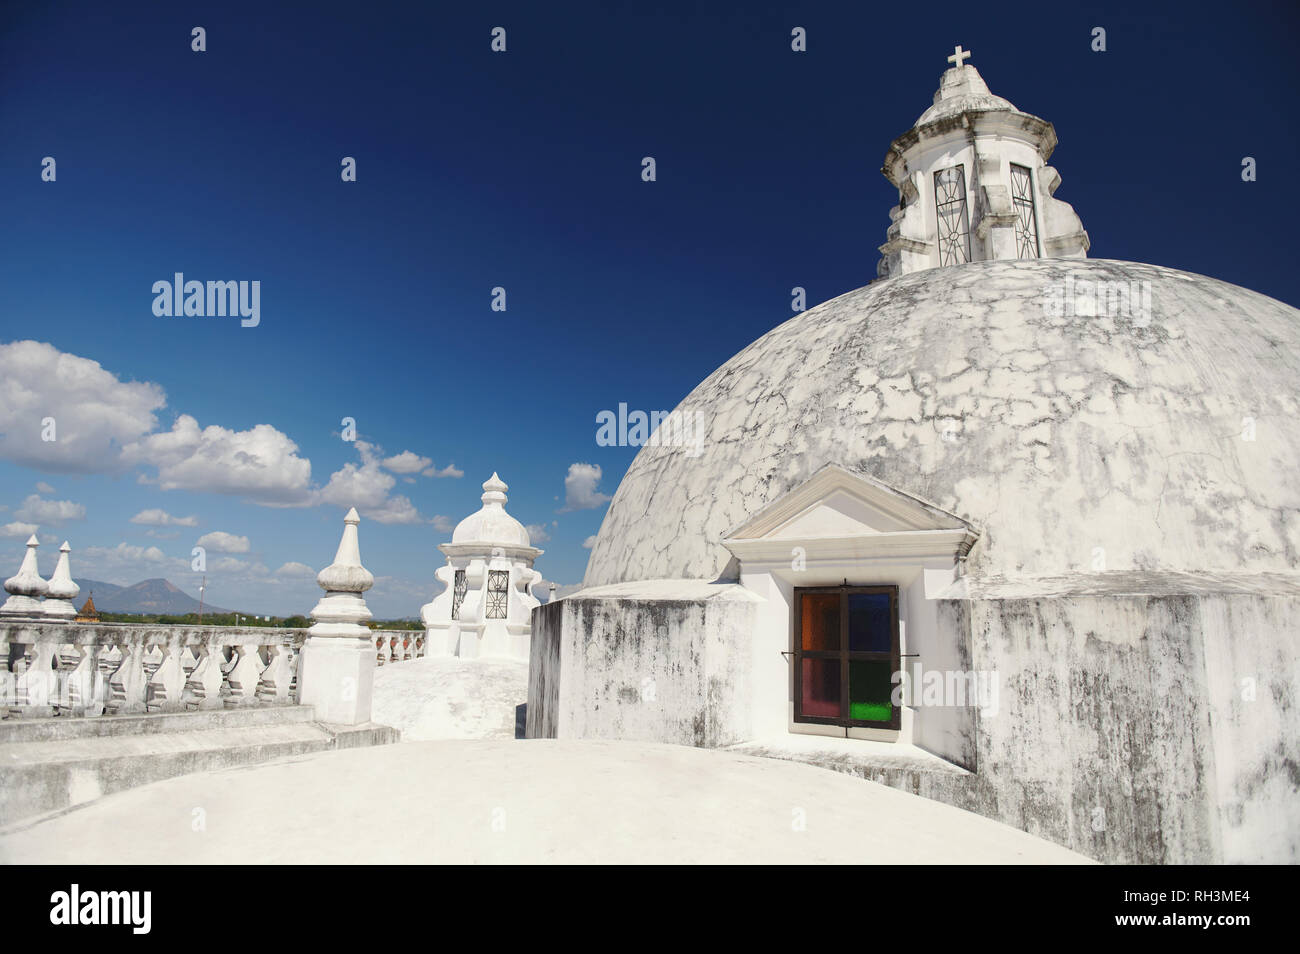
[{"left": 877, "top": 46, "right": 1090, "bottom": 278}]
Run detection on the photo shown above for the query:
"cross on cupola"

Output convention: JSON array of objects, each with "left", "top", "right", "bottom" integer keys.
[{"left": 947, "top": 44, "right": 971, "bottom": 69}]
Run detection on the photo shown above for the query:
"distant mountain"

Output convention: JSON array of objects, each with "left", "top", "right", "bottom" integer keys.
[{"left": 77, "top": 578, "right": 231, "bottom": 616}]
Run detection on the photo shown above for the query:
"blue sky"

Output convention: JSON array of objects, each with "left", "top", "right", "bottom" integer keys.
[{"left": 1, "top": 0, "right": 1296, "bottom": 616}]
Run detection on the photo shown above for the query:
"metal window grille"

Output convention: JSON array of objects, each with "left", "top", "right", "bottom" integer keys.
[
  {"left": 451, "top": 570, "right": 467, "bottom": 620},
  {"left": 933, "top": 165, "right": 971, "bottom": 265},
  {"left": 1010, "top": 163, "right": 1040, "bottom": 259},
  {"left": 486, "top": 570, "right": 509, "bottom": 620}
]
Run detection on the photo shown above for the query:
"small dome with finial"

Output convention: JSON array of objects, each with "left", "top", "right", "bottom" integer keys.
[{"left": 451, "top": 472, "right": 532, "bottom": 547}]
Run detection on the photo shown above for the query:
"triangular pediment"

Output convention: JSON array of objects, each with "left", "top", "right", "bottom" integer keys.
[{"left": 725, "top": 464, "right": 973, "bottom": 542}]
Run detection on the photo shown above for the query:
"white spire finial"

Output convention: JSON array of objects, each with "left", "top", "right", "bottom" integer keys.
[
  {"left": 309, "top": 507, "right": 374, "bottom": 637},
  {"left": 319, "top": 508, "right": 373, "bottom": 594},
  {"left": 43, "top": 540, "right": 80, "bottom": 619},
  {"left": 947, "top": 45, "right": 971, "bottom": 69},
  {"left": 2, "top": 534, "right": 49, "bottom": 617}
]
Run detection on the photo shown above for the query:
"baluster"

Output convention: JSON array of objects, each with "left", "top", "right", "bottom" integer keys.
[
  {"left": 52, "top": 643, "right": 77, "bottom": 715},
  {"left": 65, "top": 641, "right": 104, "bottom": 718},
  {"left": 288, "top": 645, "right": 301, "bottom": 702},
  {"left": 142, "top": 643, "right": 164, "bottom": 681},
  {"left": 0, "top": 633, "right": 12, "bottom": 714},
  {"left": 179, "top": 645, "right": 200, "bottom": 679},
  {"left": 53, "top": 642, "right": 76, "bottom": 716},
  {"left": 13, "top": 640, "right": 57, "bottom": 718},
  {"left": 225, "top": 642, "right": 266, "bottom": 706},
  {"left": 107, "top": 639, "right": 147, "bottom": 715},
  {"left": 255, "top": 643, "right": 293, "bottom": 704},
  {"left": 146, "top": 638, "right": 185, "bottom": 712},
  {"left": 183, "top": 639, "right": 225, "bottom": 710}
]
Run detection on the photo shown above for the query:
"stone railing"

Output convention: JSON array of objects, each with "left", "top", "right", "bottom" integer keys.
[
  {"left": 373, "top": 629, "right": 425, "bottom": 667},
  {"left": 0, "top": 621, "right": 429, "bottom": 719},
  {"left": 0, "top": 508, "right": 411, "bottom": 726},
  {"left": 0, "top": 620, "right": 308, "bottom": 720}
]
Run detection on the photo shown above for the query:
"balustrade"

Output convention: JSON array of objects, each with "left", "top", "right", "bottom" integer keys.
[
  {"left": 0, "top": 622, "right": 306, "bottom": 720},
  {"left": 1, "top": 622, "right": 425, "bottom": 720}
]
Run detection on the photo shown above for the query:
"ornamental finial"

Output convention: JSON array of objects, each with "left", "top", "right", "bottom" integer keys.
[{"left": 481, "top": 472, "right": 508, "bottom": 506}]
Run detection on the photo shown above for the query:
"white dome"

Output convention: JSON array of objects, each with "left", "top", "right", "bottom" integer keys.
[
  {"left": 585, "top": 259, "right": 1300, "bottom": 587},
  {"left": 452, "top": 473, "right": 531, "bottom": 547}
]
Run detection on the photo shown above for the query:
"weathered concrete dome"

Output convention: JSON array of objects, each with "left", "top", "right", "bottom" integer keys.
[{"left": 585, "top": 258, "right": 1300, "bottom": 587}]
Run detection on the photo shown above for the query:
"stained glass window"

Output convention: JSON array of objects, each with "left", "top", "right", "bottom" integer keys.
[
  {"left": 486, "top": 569, "right": 509, "bottom": 619},
  {"left": 451, "top": 570, "right": 467, "bottom": 621},
  {"left": 1010, "top": 163, "right": 1040, "bottom": 259},
  {"left": 933, "top": 165, "right": 971, "bottom": 266},
  {"left": 793, "top": 586, "right": 899, "bottom": 728}
]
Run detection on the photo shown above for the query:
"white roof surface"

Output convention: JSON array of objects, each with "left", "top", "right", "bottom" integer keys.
[{"left": 0, "top": 739, "right": 1092, "bottom": 864}]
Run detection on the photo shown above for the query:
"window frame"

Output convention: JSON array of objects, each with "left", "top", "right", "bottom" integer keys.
[
  {"left": 933, "top": 164, "right": 972, "bottom": 266},
  {"left": 1009, "top": 162, "right": 1041, "bottom": 259},
  {"left": 485, "top": 569, "right": 510, "bottom": 620},
  {"left": 792, "top": 584, "right": 901, "bottom": 730},
  {"left": 451, "top": 569, "right": 467, "bottom": 620}
]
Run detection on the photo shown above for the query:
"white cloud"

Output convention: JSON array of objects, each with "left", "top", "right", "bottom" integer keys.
[
  {"left": 274, "top": 561, "right": 316, "bottom": 578},
  {"left": 536, "top": 580, "right": 584, "bottom": 602},
  {"left": 525, "top": 523, "right": 551, "bottom": 543},
  {"left": 582, "top": 534, "right": 598, "bottom": 549},
  {"left": 0, "top": 340, "right": 166, "bottom": 474},
  {"left": 14, "top": 494, "right": 86, "bottom": 526},
  {"left": 77, "top": 542, "right": 184, "bottom": 582},
  {"left": 381, "top": 451, "right": 431, "bottom": 474},
  {"left": 196, "top": 531, "right": 251, "bottom": 553},
  {"left": 211, "top": 556, "right": 250, "bottom": 573},
  {"left": 0, "top": 521, "right": 38, "bottom": 539},
  {"left": 560, "top": 462, "right": 611, "bottom": 512},
  {"left": 431, "top": 514, "right": 455, "bottom": 533},
  {"left": 364, "top": 495, "right": 423, "bottom": 525},
  {"left": 123, "top": 414, "right": 314, "bottom": 505},
  {"left": 130, "top": 508, "right": 199, "bottom": 527},
  {"left": 422, "top": 463, "right": 464, "bottom": 479},
  {"left": 319, "top": 441, "right": 425, "bottom": 525},
  {"left": 35, "top": 481, "right": 54, "bottom": 494}
]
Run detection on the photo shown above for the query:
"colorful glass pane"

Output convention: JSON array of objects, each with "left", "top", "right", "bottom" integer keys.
[
  {"left": 849, "top": 659, "right": 894, "bottom": 723},
  {"left": 848, "top": 592, "right": 892, "bottom": 652},
  {"left": 801, "top": 659, "right": 841, "bottom": 718},
  {"left": 800, "top": 593, "right": 840, "bottom": 651}
]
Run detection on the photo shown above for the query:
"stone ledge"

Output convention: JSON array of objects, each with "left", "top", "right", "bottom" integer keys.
[
  {"left": 0, "top": 713, "right": 399, "bottom": 827},
  {"left": 0, "top": 704, "right": 317, "bottom": 744},
  {"left": 726, "top": 734, "right": 972, "bottom": 779}
]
